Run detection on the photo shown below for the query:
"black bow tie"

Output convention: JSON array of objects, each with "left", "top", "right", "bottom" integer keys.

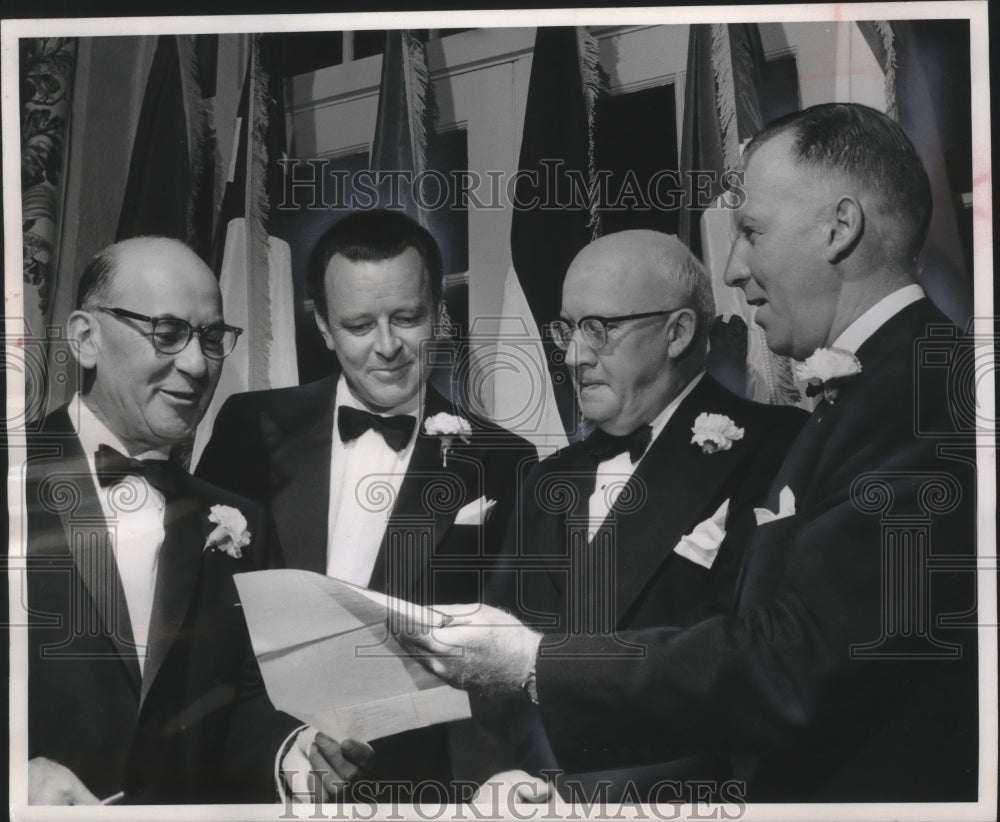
[
  {"left": 94, "top": 444, "right": 180, "bottom": 497},
  {"left": 337, "top": 405, "right": 416, "bottom": 452},
  {"left": 584, "top": 425, "right": 653, "bottom": 464}
]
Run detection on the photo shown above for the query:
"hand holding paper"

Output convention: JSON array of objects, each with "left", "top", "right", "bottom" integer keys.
[
  {"left": 235, "top": 570, "right": 471, "bottom": 744},
  {"left": 395, "top": 603, "right": 542, "bottom": 697},
  {"left": 280, "top": 728, "right": 374, "bottom": 803}
]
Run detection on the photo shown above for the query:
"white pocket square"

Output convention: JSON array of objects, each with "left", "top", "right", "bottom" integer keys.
[
  {"left": 454, "top": 496, "right": 497, "bottom": 526},
  {"left": 673, "top": 498, "right": 729, "bottom": 569},
  {"left": 754, "top": 485, "right": 796, "bottom": 526}
]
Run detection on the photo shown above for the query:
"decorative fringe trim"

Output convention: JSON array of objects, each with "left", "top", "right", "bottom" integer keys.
[
  {"left": 246, "top": 34, "right": 273, "bottom": 392},
  {"left": 175, "top": 35, "right": 210, "bottom": 249},
  {"left": 710, "top": 24, "right": 740, "bottom": 171},
  {"left": 402, "top": 30, "right": 430, "bottom": 227},
  {"left": 875, "top": 21, "right": 898, "bottom": 121},
  {"left": 576, "top": 26, "right": 604, "bottom": 240}
]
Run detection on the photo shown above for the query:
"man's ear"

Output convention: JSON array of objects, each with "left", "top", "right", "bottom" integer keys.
[
  {"left": 66, "top": 310, "right": 100, "bottom": 369},
  {"left": 314, "top": 310, "right": 336, "bottom": 352},
  {"left": 666, "top": 308, "right": 698, "bottom": 359},
  {"left": 826, "top": 195, "right": 864, "bottom": 263}
]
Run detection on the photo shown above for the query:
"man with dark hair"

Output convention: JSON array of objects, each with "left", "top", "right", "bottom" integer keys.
[
  {"left": 25, "top": 236, "right": 372, "bottom": 804},
  {"left": 197, "top": 209, "right": 537, "bottom": 793},
  {"left": 400, "top": 103, "right": 979, "bottom": 803}
]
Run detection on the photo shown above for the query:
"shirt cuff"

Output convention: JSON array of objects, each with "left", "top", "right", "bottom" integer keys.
[{"left": 274, "top": 724, "right": 311, "bottom": 804}]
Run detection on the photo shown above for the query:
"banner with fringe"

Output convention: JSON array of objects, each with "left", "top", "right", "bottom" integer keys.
[
  {"left": 371, "top": 30, "right": 432, "bottom": 224},
  {"left": 680, "top": 24, "right": 803, "bottom": 409},
  {"left": 192, "top": 34, "right": 298, "bottom": 467},
  {"left": 116, "top": 35, "right": 213, "bottom": 258},
  {"left": 496, "top": 26, "right": 604, "bottom": 448}
]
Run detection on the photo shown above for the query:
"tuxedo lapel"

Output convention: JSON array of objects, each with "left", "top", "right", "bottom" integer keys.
[
  {"left": 368, "top": 389, "right": 480, "bottom": 600},
  {"left": 760, "top": 300, "right": 936, "bottom": 514},
  {"left": 30, "top": 413, "right": 142, "bottom": 691},
  {"left": 612, "top": 381, "right": 737, "bottom": 623},
  {"left": 264, "top": 377, "right": 336, "bottom": 574},
  {"left": 141, "top": 487, "right": 207, "bottom": 706}
]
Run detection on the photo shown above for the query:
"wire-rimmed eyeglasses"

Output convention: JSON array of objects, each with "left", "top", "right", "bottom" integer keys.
[
  {"left": 548, "top": 307, "right": 685, "bottom": 351},
  {"left": 96, "top": 307, "right": 243, "bottom": 360}
]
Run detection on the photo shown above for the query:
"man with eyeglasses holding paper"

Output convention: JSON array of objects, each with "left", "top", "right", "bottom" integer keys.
[
  {"left": 23, "top": 236, "right": 372, "bottom": 805},
  {"left": 462, "top": 230, "right": 805, "bottom": 800}
]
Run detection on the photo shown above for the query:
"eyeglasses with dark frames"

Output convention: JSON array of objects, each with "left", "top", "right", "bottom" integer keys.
[
  {"left": 548, "top": 307, "right": 686, "bottom": 352},
  {"left": 96, "top": 307, "right": 243, "bottom": 360}
]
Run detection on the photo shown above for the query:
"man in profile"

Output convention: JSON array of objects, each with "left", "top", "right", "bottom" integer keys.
[
  {"left": 401, "top": 103, "right": 979, "bottom": 803},
  {"left": 25, "top": 236, "right": 371, "bottom": 804}
]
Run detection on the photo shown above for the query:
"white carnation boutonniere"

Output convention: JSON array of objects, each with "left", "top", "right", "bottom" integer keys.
[
  {"left": 691, "top": 413, "right": 745, "bottom": 454},
  {"left": 204, "top": 504, "right": 251, "bottom": 559},
  {"left": 423, "top": 412, "right": 473, "bottom": 467},
  {"left": 795, "top": 347, "right": 862, "bottom": 404}
]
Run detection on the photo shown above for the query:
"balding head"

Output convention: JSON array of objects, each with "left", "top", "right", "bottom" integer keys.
[
  {"left": 559, "top": 230, "right": 714, "bottom": 434},
  {"left": 69, "top": 237, "right": 226, "bottom": 454},
  {"left": 565, "top": 230, "right": 715, "bottom": 346}
]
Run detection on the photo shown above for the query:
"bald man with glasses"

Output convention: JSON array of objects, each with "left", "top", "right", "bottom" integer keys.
[
  {"left": 454, "top": 230, "right": 807, "bottom": 800},
  {"left": 23, "top": 236, "right": 371, "bottom": 805}
]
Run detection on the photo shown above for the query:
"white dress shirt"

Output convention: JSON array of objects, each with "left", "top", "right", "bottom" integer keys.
[
  {"left": 325, "top": 376, "right": 422, "bottom": 585},
  {"left": 586, "top": 371, "right": 705, "bottom": 540},
  {"left": 70, "top": 393, "right": 168, "bottom": 673}
]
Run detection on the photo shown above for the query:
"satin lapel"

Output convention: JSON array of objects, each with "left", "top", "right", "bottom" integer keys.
[
  {"left": 264, "top": 384, "right": 335, "bottom": 575},
  {"left": 594, "top": 381, "right": 739, "bottom": 624},
  {"left": 535, "top": 446, "right": 596, "bottom": 601},
  {"left": 30, "top": 420, "right": 141, "bottom": 691},
  {"left": 368, "top": 390, "right": 479, "bottom": 600},
  {"left": 140, "top": 487, "right": 206, "bottom": 706}
]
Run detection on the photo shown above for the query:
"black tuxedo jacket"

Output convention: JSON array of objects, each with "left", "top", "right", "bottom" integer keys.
[
  {"left": 535, "top": 300, "right": 979, "bottom": 802},
  {"left": 476, "top": 375, "right": 806, "bottom": 794},
  {"left": 196, "top": 373, "right": 537, "bottom": 604},
  {"left": 24, "top": 407, "right": 300, "bottom": 804},
  {"left": 492, "top": 374, "right": 808, "bottom": 633},
  {"left": 196, "top": 373, "right": 537, "bottom": 790}
]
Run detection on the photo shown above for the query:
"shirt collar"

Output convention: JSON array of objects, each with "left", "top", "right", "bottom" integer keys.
[
  {"left": 69, "top": 393, "right": 170, "bottom": 469},
  {"left": 648, "top": 370, "right": 705, "bottom": 444},
  {"left": 831, "top": 284, "right": 925, "bottom": 355}
]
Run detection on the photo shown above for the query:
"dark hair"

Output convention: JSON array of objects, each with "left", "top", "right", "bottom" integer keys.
[
  {"left": 75, "top": 244, "right": 120, "bottom": 310},
  {"left": 307, "top": 210, "right": 444, "bottom": 321},
  {"left": 744, "top": 103, "right": 932, "bottom": 260}
]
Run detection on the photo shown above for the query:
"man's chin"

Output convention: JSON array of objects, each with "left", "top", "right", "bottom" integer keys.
[{"left": 355, "top": 383, "right": 419, "bottom": 413}]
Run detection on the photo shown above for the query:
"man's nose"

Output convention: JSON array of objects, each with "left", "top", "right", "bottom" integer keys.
[
  {"left": 174, "top": 335, "right": 209, "bottom": 378},
  {"left": 373, "top": 319, "right": 403, "bottom": 359},
  {"left": 723, "top": 239, "right": 750, "bottom": 290},
  {"left": 562, "top": 331, "right": 596, "bottom": 369}
]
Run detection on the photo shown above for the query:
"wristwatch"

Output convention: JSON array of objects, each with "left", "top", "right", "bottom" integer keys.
[{"left": 522, "top": 668, "right": 539, "bottom": 704}]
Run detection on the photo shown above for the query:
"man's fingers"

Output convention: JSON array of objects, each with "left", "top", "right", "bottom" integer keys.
[
  {"left": 340, "top": 737, "right": 375, "bottom": 772},
  {"left": 313, "top": 733, "right": 367, "bottom": 782}
]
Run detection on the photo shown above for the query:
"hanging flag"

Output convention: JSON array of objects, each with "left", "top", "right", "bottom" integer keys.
[
  {"left": 116, "top": 35, "right": 212, "bottom": 256},
  {"left": 494, "top": 27, "right": 604, "bottom": 452},
  {"left": 856, "top": 20, "right": 971, "bottom": 326},
  {"left": 192, "top": 33, "right": 298, "bottom": 467},
  {"left": 680, "top": 24, "right": 803, "bottom": 408},
  {"left": 371, "top": 30, "right": 432, "bottom": 223}
]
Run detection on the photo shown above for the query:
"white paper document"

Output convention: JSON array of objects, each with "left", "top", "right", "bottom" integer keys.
[{"left": 234, "top": 569, "right": 470, "bottom": 742}]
